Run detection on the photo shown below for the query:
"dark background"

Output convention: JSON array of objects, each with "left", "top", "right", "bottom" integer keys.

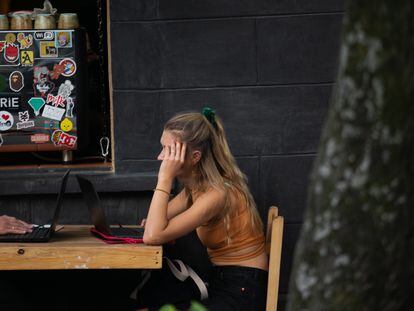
[{"left": 0, "top": 0, "right": 344, "bottom": 310}]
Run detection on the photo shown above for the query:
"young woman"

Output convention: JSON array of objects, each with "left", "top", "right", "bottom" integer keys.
[{"left": 137, "top": 108, "right": 268, "bottom": 310}]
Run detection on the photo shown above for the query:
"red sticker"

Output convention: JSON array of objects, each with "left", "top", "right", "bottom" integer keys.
[
  {"left": 51, "top": 130, "right": 77, "bottom": 148},
  {"left": 31, "top": 134, "right": 49, "bottom": 143}
]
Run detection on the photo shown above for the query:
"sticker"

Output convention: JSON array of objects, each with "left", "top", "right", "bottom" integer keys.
[
  {"left": 17, "top": 33, "right": 33, "bottom": 49},
  {"left": 28, "top": 97, "right": 46, "bottom": 116},
  {"left": 16, "top": 111, "right": 34, "bottom": 130},
  {"left": 55, "top": 31, "right": 72, "bottom": 48},
  {"left": 60, "top": 118, "right": 73, "bottom": 132},
  {"left": 46, "top": 93, "right": 65, "bottom": 108},
  {"left": 50, "top": 63, "right": 65, "bottom": 80},
  {"left": 9, "top": 71, "right": 24, "bottom": 92},
  {"left": 4, "top": 43, "right": 19, "bottom": 63},
  {"left": 42, "top": 104, "right": 65, "bottom": 121},
  {"left": 51, "top": 130, "right": 77, "bottom": 148},
  {"left": 21, "top": 50, "right": 34, "bottom": 66},
  {"left": 43, "top": 119, "right": 59, "bottom": 130},
  {"left": 58, "top": 80, "right": 74, "bottom": 100},
  {"left": 33, "top": 66, "right": 54, "bottom": 97},
  {"left": 59, "top": 58, "right": 76, "bottom": 77},
  {"left": 5, "top": 33, "right": 16, "bottom": 44},
  {"left": 0, "top": 96, "right": 20, "bottom": 109},
  {"left": 31, "top": 133, "right": 49, "bottom": 143},
  {"left": 35, "top": 31, "right": 54, "bottom": 41},
  {"left": 0, "top": 111, "right": 14, "bottom": 131},
  {"left": 39, "top": 41, "right": 58, "bottom": 58},
  {"left": 0, "top": 41, "right": 5, "bottom": 52},
  {"left": 66, "top": 99, "right": 74, "bottom": 118},
  {"left": 0, "top": 133, "right": 2, "bottom": 146}
]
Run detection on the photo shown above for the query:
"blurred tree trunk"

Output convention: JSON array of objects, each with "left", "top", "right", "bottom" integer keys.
[{"left": 288, "top": 1, "right": 414, "bottom": 310}]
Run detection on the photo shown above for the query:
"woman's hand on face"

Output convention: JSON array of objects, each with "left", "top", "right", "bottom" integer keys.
[{"left": 158, "top": 141, "right": 187, "bottom": 181}]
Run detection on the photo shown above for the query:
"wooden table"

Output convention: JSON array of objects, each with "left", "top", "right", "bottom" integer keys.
[{"left": 0, "top": 225, "right": 162, "bottom": 270}]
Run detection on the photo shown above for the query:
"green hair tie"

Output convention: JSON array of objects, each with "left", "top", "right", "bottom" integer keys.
[{"left": 201, "top": 107, "right": 217, "bottom": 129}]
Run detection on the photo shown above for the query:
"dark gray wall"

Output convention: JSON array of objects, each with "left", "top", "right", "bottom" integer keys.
[
  {"left": 0, "top": 1, "right": 343, "bottom": 309},
  {"left": 110, "top": 1, "right": 343, "bottom": 308}
]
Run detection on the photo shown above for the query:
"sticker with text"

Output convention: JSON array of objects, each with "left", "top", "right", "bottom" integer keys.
[
  {"left": 46, "top": 94, "right": 65, "bottom": 108},
  {"left": 0, "top": 111, "right": 14, "bottom": 131},
  {"left": 16, "top": 110, "right": 34, "bottom": 129},
  {"left": 42, "top": 104, "right": 65, "bottom": 121},
  {"left": 35, "top": 31, "right": 54, "bottom": 41},
  {"left": 31, "top": 133, "right": 49, "bottom": 143},
  {"left": 21, "top": 50, "right": 34, "bottom": 66},
  {"left": 0, "top": 96, "right": 20, "bottom": 110},
  {"left": 33, "top": 66, "right": 54, "bottom": 98},
  {"left": 9, "top": 71, "right": 24, "bottom": 92},
  {"left": 51, "top": 130, "right": 77, "bottom": 148}
]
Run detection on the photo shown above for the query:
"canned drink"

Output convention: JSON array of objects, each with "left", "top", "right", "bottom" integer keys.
[
  {"left": 34, "top": 14, "right": 56, "bottom": 29},
  {"left": 10, "top": 13, "right": 32, "bottom": 30},
  {"left": 58, "top": 13, "right": 79, "bottom": 29},
  {"left": 0, "top": 15, "right": 9, "bottom": 30}
]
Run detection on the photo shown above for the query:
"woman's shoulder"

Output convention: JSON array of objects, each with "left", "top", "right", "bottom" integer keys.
[{"left": 194, "top": 185, "right": 227, "bottom": 204}]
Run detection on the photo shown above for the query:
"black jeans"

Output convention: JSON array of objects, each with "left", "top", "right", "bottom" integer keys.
[{"left": 203, "top": 265, "right": 268, "bottom": 311}]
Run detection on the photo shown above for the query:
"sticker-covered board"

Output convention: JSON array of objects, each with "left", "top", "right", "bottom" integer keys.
[{"left": 0, "top": 29, "right": 80, "bottom": 152}]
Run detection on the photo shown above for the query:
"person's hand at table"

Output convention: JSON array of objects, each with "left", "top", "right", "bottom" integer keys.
[{"left": 0, "top": 215, "right": 33, "bottom": 235}]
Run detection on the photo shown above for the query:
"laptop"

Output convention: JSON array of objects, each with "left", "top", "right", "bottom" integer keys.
[
  {"left": 76, "top": 175, "right": 144, "bottom": 239},
  {"left": 0, "top": 170, "right": 70, "bottom": 243}
]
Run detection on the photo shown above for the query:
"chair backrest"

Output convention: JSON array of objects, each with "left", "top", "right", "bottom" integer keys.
[{"left": 265, "top": 206, "right": 284, "bottom": 311}]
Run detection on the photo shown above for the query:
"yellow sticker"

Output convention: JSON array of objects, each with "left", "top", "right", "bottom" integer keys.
[
  {"left": 21, "top": 51, "right": 34, "bottom": 66},
  {"left": 39, "top": 41, "right": 58, "bottom": 58},
  {"left": 5, "top": 33, "right": 16, "bottom": 44},
  {"left": 60, "top": 118, "right": 73, "bottom": 132}
]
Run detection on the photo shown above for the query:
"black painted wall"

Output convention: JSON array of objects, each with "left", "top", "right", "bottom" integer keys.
[
  {"left": 0, "top": 1, "right": 343, "bottom": 309},
  {"left": 110, "top": 1, "right": 343, "bottom": 308}
]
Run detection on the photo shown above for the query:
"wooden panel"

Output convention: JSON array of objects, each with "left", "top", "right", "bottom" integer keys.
[
  {"left": 0, "top": 225, "right": 162, "bottom": 270},
  {"left": 266, "top": 216, "right": 284, "bottom": 311}
]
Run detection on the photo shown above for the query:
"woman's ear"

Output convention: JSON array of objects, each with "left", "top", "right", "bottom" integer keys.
[{"left": 192, "top": 150, "right": 202, "bottom": 165}]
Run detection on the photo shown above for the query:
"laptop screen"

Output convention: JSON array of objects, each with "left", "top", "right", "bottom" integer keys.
[{"left": 50, "top": 170, "right": 70, "bottom": 232}]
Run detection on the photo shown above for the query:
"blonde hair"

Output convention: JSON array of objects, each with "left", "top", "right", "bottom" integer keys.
[{"left": 164, "top": 111, "right": 263, "bottom": 235}]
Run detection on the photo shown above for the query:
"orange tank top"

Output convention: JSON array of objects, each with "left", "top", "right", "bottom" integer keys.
[{"left": 196, "top": 202, "right": 265, "bottom": 263}]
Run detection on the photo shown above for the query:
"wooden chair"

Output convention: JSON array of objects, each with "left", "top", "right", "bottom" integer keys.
[{"left": 265, "top": 206, "right": 284, "bottom": 311}]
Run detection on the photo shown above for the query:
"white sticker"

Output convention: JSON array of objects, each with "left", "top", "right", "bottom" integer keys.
[
  {"left": 42, "top": 105, "right": 65, "bottom": 121},
  {"left": 0, "top": 111, "right": 14, "bottom": 131},
  {"left": 16, "top": 110, "right": 35, "bottom": 129}
]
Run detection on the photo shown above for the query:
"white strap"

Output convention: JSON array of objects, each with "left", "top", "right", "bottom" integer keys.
[
  {"left": 130, "top": 258, "right": 209, "bottom": 301},
  {"left": 129, "top": 270, "right": 151, "bottom": 299},
  {"left": 165, "top": 258, "right": 189, "bottom": 281},
  {"left": 186, "top": 265, "right": 209, "bottom": 300}
]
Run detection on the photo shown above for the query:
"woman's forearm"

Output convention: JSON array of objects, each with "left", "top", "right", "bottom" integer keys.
[{"left": 144, "top": 177, "right": 173, "bottom": 239}]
